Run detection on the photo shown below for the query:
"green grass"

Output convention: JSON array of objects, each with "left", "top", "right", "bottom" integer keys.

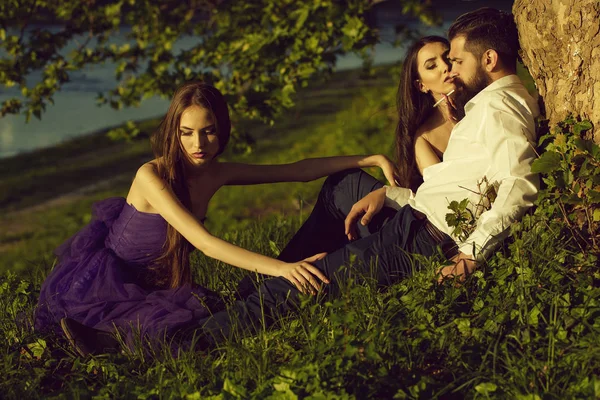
[
  {"left": 2, "top": 212, "right": 599, "bottom": 399},
  {"left": 1, "top": 65, "right": 599, "bottom": 399}
]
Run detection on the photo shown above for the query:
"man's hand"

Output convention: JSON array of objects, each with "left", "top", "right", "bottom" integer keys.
[
  {"left": 344, "top": 187, "right": 387, "bottom": 241},
  {"left": 437, "top": 251, "right": 476, "bottom": 283}
]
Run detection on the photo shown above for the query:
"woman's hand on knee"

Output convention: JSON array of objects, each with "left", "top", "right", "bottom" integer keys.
[
  {"left": 344, "top": 188, "right": 386, "bottom": 240},
  {"left": 280, "top": 253, "right": 329, "bottom": 295}
]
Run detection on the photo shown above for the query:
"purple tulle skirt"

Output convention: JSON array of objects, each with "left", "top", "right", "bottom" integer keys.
[{"left": 35, "top": 197, "right": 221, "bottom": 350}]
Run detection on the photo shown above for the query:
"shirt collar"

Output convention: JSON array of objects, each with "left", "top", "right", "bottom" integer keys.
[{"left": 465, "top": 74, "right": 521, "bottom": 109}]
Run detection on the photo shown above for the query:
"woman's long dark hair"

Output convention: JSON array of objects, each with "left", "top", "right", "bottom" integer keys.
[
  {"left": 149, "top": 82, "right": 231, "bottom": 289},
  {"left": 395, "top": 36, "right": 449, "bottom": 191}
]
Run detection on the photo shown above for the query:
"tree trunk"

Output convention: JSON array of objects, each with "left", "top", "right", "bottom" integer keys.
[{"left": 513, "top": 0, "right": 600, "bottom": 142}]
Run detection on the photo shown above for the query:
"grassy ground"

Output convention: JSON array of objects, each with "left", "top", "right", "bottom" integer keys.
[{"left": 1, "top": 66, "right": 599, "bottom": 399}]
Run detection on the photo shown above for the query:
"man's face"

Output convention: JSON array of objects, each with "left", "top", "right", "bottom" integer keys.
[{"left": 448, "top": 35, "right": 491, "bottom": 118}]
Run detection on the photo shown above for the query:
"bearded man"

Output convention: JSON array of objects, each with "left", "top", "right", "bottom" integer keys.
[{"left": 187, "top": 7, "right": 541, "bottom": 346}]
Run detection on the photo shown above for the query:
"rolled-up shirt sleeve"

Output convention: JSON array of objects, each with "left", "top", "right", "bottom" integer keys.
[
  {"left": 458, "top": 98, "right": 539, "bottom": 260},
  {"left": 384, "top": 186, "right": 414, "bottom": 210}
]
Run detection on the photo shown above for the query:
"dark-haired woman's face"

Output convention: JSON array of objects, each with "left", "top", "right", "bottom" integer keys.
[
  {"left": 179, "top": 105, "right": 220, "bottom": 167},
  {"left": 415, "top": 42, "right": 455, "bottom": 99}
]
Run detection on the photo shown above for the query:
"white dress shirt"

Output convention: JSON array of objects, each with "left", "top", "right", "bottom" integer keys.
[{"left": 385, "top": 74, "right": 540, "bottom": 260}]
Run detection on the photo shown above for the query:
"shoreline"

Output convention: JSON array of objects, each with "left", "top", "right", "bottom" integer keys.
[
  {"left": 0, "top": 115, "right": 162, "bottom": 162},
  {"left": 0, "top": 66, "right": 398, "bottom": 214}
]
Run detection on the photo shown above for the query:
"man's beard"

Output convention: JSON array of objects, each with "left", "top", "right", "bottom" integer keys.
[{"left": 450, "top": 66, "right": 491, "bottom": 121}]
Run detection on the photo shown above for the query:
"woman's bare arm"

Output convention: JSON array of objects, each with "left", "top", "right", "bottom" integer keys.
[
  {"left": 219, "top": 155, "right": 397, "bottom": 186},
  {"left": 133, "top": 163, "right": 329, "bottom": 292}
]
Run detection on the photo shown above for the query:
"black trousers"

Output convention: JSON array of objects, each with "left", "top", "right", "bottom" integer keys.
[{"left": 196, "top": 169, "right": 455, "bottom": 346}]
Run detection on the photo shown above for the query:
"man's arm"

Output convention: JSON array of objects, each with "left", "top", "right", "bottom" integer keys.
[
  {"left": 438, "top": 96, "right": 538, "bottom": 281},
  {"left": 458, "top": 99, "right": 539, "bottom": 261},
  {"left": 383, "top": 186, "right": 414, "bottom": 210},
  {"left": 343, "top": 186, "right": 414, "bottom": 241}
]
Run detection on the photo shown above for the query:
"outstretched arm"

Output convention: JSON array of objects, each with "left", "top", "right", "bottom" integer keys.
[
  {"left": 134, "top": 164, "right": 329, "bottom": 293},
  {"left": 220, "top": 154, "right": 397, "bottom": 187}
]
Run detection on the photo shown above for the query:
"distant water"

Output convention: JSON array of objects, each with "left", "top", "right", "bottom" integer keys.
[{"left": 0, "top": 0, "right": 512, "bottom": 158}]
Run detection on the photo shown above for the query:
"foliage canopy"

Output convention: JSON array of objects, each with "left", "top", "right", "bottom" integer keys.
[{"left": 0, "top": 0, "right": 437, "bottom": 128}]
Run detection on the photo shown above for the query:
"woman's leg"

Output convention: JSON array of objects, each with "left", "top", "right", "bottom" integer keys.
[
  {"left": 236, "top": 169, "right": 395, "bottom": 299},
  {"left": 277, "top": 168, "right": 396, "bottom": 262},
  {"left": 198, "top": 205, "right": 455, "bottom": 347}
]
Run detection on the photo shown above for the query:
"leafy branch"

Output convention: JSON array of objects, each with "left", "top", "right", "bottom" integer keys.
[
  {"left": 531, "top": 116, "right": 600, "bottom": 255},
  {"left": 445, "top": 176, "right": 498, "bottom": 242},
  {"left": 0, "top": 0, "right": 438, "bottom": 129}
]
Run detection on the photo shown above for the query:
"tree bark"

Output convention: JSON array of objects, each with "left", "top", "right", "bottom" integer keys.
[{"left": 513, "top": 0, "right": 600, "bottom": 142}]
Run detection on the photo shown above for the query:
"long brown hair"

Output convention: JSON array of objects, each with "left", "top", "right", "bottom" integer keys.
[
  {"left": 394, "top": 36, "right": 449, "bottom": 191},
  {"left": 149, "top": 82, "right": 231, "bottom": 289}
]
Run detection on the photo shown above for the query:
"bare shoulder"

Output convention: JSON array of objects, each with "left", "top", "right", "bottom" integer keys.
[
  {"left": 414, "top": 132, "right": 432, "bottom": 152},
  {"left": 415, "top": 123, "right": 432, "bottom": 144},
  {"left": 136, "top": 160, "right": 159, "bottom": 179},
  {"left": 126, "top": 161, "right": 162, "bottom": 212},
  {"left": 413, "top": 121, "right": 442, "bottom": 173},
  {"left": 415, "top": 113, "right": 451, "bottom": 156}
]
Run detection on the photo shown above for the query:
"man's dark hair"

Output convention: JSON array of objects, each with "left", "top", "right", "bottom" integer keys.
[{"left": 448, "top": 7, "right": 519, "bottom": 71}]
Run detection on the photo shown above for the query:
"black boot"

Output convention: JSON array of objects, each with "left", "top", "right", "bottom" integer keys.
[{"left": 60, "top": 318, "right": 120, "bottom": 357}]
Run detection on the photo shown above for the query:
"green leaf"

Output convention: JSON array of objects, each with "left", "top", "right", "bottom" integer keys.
[
  {"left": 531, "top": 151, "right": 561, "bottom": 173},
  {"left": 593, "top": 209, "right": 600, "bottom": 222},
  {"left": 223, "top": 377, "right": 246, "bottom": 398},
  {"left": 393, "top": 389, "right": 408, "bottom": 399},
  {"left": 294, "top": 7, "right": 309, "bottom": 30},
  {"left": 271, "top": 380, "right": 298, "bottom": 400},
  {"left": 454, "top": 318, "right": 471, "bottom": 336},
  {"left": 445, "top": 214, "right": 458, "bottom": 226},
  {"left": 269, "top": 240, "right": 280, "bottom": 255},
  {"left": 447, "top": 200, "right": 459, "bottom": 212},
  {"left": 563, "top": 169, "right": 574, "bottom": 185},
  {"left": 528, "top": 306, "right": 541, "bottom": 326},
  {"left": 564, "top": 115, "right": 577, "bottom": 125},
  {"left": 574, "top": 138, "right": 594, "bottom": 154},
  {"left": 341, "top": 16, "right": 364, "bottom": 39},
  {"left": 305, "top": 36, "right": 320, "bottom": 52},
  {"left": 23, "top": 339, "right": 46, "bottom": 359},
  {"left": 553, "top": 133, "right": 567, "bottom": 149},
  {"left": 589, "top": 190, "right": 600, "bottom": 203},
  {"left": 475, "top": 382, "right": 498, "bottom": 395},
  {"left": 573, "top": 120, "right": 593, "bottom": 135}
]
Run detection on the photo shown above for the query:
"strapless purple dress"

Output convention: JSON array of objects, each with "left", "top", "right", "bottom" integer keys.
[{"left": 35, "top": 197, "right": 220, "bottom": 348}]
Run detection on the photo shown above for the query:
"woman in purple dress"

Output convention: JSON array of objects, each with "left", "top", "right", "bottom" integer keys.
[{"left": 34, "top": 81, "right": 397, "bottom": 355}]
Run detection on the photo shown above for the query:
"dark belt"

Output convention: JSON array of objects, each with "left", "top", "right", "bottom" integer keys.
[
  {"left": 411, "top": 207, "right": 452, "bottom": 245},
  {"left": 410, "top": 207, "right": 459, "bottom": 258}
]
